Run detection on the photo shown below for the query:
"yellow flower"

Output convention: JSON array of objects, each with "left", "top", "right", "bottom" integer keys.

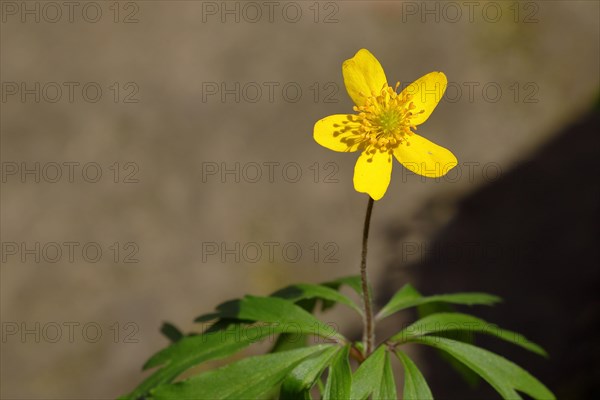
[{"left": 314, "top": 49, "right": 458, "bottom": 200}]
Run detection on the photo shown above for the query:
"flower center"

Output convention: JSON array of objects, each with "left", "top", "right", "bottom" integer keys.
[
  {"left": 353, "top": 82, "right": 425, "bottom": 153},
  {"left": 378, "top": 109, "right": 402, "bottom": 135}
]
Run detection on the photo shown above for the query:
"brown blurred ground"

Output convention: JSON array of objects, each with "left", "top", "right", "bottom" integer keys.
[{"left": 1, "top": 1, "right": 599, "bottom": 398}]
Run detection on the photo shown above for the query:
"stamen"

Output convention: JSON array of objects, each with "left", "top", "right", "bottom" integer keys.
[{"left": 352, "top": 83, "right": 423, "bottom": 152}]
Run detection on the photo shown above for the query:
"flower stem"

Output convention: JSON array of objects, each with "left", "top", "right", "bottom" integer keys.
[{"left": 360, "top": 196, "right": 375, "bottom": 356}]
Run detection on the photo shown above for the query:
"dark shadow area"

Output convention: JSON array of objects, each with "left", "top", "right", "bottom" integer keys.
[{"left": 382, "top": 104, "right": 600, "bottom": 399}]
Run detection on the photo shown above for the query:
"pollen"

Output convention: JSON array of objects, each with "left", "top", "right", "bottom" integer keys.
[{"left": 353, "top": 82, "right": 424, "bottom": 153}]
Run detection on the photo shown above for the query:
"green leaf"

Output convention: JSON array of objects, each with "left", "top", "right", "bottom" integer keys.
[
  {"left": 123, "top": 296, "right": 344, "bottom": 398},
  {"left": 412, "top": 336, "right": 555, "bottom": 400},
  {"left": 123, "top": 324, "right": 270, "bottom": 399},
  {"left": 391, "top": 312, "right": 547, "bottom": 356},
  {"left": 323, "top": 345, "right": 352, "bottom": 400},
  {"left": 350, "top": 346, "right": 387, "bottom": 400},
  {"left": 281, "top": 390, "right": 311, "bottom": 400},
  {"left": 395, "top": 351, "right": 433, "bottom": 400},
  {"left": 270, "top": 332, "right": 309, "bottom": 354},
  {"left": 198, "top": 295, "right": 343, "bottom": 341},
  {"left": 374, "top": 352, "right": 398, "bottom": 400},
  {"left": 271, "top": 283, "right": 363, "bottom": 315},
  {"left": 418, "top": 302, "right": 481, "bottom": 387},
  {"left": 149, "top": 345, "right": 333, "bottom": 400},
  {"left": 194, "top": 311, "right": 221, "bottom": 323},
  {"left": 268, "top": 297, "right": 319, "bottom": 353},
  {"left": 159, "top": 322, "right": 184, "bottom": 343},
  {"left": 377, "top": 284, "right": 501, "bottom": 320},
  {"left": 296, "top": 297, "right": 319, "bottom": 313},
  {"left": 323, "top": 275, "right": 364, "bottom": 296},
  {"left": 280, "top": 346, "right": 340, "bottom": 397},
  {"left": 123, "top": 319, "right": 334, "bottom": 400}
]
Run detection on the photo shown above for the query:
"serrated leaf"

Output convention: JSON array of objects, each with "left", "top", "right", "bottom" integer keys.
[
  {"left": 271, "top": 283, "right": 363, "bottom": 315},
  {"left": 374, "top": 352, "right": 398, "bottom": 400},
  {"left": 391, "top": 312, "right": 547, "bottom": 357},
  {"left": 395, "top": 351, "right": 433, "bottom": 400},
  {"left": 149, "top": 345, "right": 333, "bottom": 400},
  {"left": 323, "top": 345, "right": 352, "bottom": 400},
  {"left": 160, "top": 322, "right": 184, "bottom": 343},
  {"left": 281, "top": 346, "right": 340, "bottom": 397},
  {"left": 350, "top": 346, "right": 387, "bottom": 400},
  {"left": 412, "top": 336, "right": 555, "bottom": 400},
  {"left": 377, "top": 284, "right": 501, "bottom": 320}
]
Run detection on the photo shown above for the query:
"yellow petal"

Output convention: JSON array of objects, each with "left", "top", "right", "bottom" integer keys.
[
  {"left": 353, "top": 147, "right": 393, "bottom": 201},
  {"left": 342, "top": 49, "right": 388, "bottom": 107},
  {"left": 393, "top": 134, "right": 457, "bottom": 178},
  {"left": 400, "top": 72, "right": 447, "bottom": 126},
  {"left": 313, "top": 114, "right": 365, "bottom": 152}
]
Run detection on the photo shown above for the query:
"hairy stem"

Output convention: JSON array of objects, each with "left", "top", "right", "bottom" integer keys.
[{"left": 360, "top": 196, "right": 375, "bottom": 356}]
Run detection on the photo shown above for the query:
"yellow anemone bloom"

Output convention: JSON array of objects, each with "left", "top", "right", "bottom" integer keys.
[{"left": 314, "top": 49, "right": 458, "bottom": 200}]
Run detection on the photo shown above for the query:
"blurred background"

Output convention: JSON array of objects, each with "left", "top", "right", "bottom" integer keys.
[{"left": 1, "top": 1, "right": 598, "bottom": 398}]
